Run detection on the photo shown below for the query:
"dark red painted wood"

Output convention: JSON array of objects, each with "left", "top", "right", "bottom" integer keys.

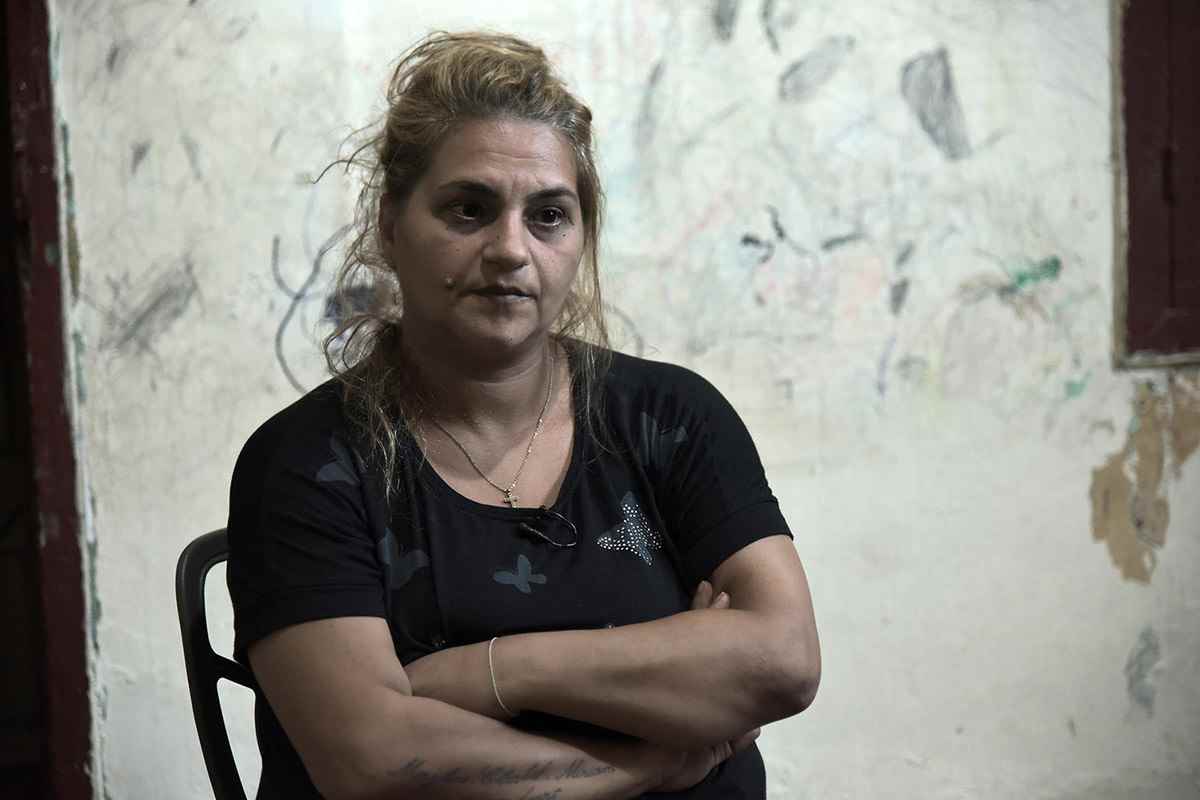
[
  {"left": 1122, "top": 0, "right": 1200, "bottom": 358},
  {"left": 1170, "top": 0, "right": 1200, "bottom": 309},
  {"left": 4, "top": 0, "right": 93, "bottom": 796},
  {"left": 1123, "top": 0, "right": 1173, "bottom": 355}
]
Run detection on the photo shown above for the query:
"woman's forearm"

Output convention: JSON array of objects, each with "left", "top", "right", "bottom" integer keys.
[
  {"left": 328, "top": 692, "right": 668, "bottom": 800},
  {"left": 406, "top": 606, "right": 814, "bottom": 749},
  {"left": 501, "top": 607, "right": 812, "bottom": 747}
]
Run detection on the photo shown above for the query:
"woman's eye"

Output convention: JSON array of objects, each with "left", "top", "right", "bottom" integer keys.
[
  {"left": 533, "top": 207, "right": 566, "bottom": 227},
  {"left": 450, "top": 202, "right": 483, "bottom": 221}
]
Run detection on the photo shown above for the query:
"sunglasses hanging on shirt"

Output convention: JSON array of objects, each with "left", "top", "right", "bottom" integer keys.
[{"left": 517, "top": 506, "right": 578, "bottom": 548}]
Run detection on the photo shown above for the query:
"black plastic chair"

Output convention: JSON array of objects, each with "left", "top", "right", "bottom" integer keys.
[{"left": 176, "top": 528, "right": 256, "bottom": 800}]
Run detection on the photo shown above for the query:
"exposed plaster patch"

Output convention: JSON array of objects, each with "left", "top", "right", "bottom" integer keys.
[{"left": 1089, "top": 372, "right": 1200, "bottom": 582}]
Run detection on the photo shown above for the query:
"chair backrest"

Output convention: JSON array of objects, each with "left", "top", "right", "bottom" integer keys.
[{"left": 175, "top": 528, "right": 256, "bottom": 800}]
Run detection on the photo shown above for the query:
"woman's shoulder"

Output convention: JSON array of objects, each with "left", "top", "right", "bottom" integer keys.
[
  {"left": 603, "top": 348, "right": 720, "bottom": 401},
  {"left": 233, "top": 379, "right": 353, "bottom": 475}
]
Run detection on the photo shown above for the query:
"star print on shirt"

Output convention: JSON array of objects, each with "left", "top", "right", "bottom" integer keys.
[
  {"left": 597, "top": 491, "right": 664, "bottom": 565},
  {"left": 493, "top": 554, "right": 547, "bottom": 594}
]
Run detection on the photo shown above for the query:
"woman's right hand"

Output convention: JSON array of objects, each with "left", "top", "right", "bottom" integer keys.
[{"left": 652, "top": 727, "right": 761, "bottom": 793}]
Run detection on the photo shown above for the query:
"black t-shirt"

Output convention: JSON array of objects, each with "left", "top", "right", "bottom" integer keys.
[{"left": 227, "top": 349, "right": 791, "bottom": 799}]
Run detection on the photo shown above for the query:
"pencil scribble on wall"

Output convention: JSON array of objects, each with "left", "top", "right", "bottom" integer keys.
[
  {"left": 272, "top": 225, "right": 353, "bottom": 394},
  {"left": 779, "top": 36, "right": 855, "bottom": 103},
  {"left": 900, "top": 47, "right": 971, "bottom": 160},
  {"left": 99, "top": 259, "right": 198, "bottom": 355},
  {"left": 130, "top": 140, "right": 151, "bottom": 174},
  {"left": 180, "top": 133, "right": 204, "bottom": 180},
  {"left": 605, "top": 303, "right": 646, "bottom": 357},
  {"left": 712, "top": 0, "right": 740, "bottom": 42},
  {"left": 637, "top": 60, "right": 666, "bottom": 149},
  {"left": 760, "top": 0, "right": 799, "bottom": 53}
]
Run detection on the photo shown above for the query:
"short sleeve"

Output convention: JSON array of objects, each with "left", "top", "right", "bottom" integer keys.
[
  {"left": 226, "top": 388, "right": 386, "bottom": 664},
  {"left": 646, "top": 366, "right": 791, "bottom": 587}
]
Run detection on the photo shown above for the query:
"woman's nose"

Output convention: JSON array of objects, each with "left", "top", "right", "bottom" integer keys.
[{"left": 482, "top": 212, "right": 531, "bottom": 270}]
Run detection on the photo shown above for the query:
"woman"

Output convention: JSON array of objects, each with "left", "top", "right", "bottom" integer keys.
[{"left": 228, "top": 31, "right": 820, "bottom": 799}]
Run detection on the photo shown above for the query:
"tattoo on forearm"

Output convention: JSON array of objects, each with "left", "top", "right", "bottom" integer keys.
[
  {"left": 393, "top": 756, "right": 615, "bottom": 791},
  {"left": 479, "top": 762, "right": 553, "bottom": 784},
  {"left": 516, "top": 788, "right": 563, "bottom": 800},
  {"left": 399, "top": 758, "right": 472, "bottom": 786},
  {"left": 557, "top": 759, "right": 616, "bottom": 779}
]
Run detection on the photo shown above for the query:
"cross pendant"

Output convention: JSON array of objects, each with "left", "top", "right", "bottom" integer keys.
[{"left": 503, "top": 489, "right": 519, "bottom": 508}]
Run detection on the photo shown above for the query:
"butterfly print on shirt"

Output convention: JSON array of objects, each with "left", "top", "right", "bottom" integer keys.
[
  {"left": 493, "top": 554, "right": 547, "bottom": 594},
  {"left": 597, "top": 491, "right": 664, "bottom": 565},
  {"left": 315, "top": 435, "right": 359, "bottom": 486},
  {"left": 377, "top": 528, "right": 430, "bottom": 590}
]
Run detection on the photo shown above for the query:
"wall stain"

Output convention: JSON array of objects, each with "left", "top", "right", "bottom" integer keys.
[
  {"left": 105, "top": 43, "right": 122, "bottom": 74},
  {"left": 180, "top": 133, "right": 203, "bottom": 180},
  {"left": 1064, "top": 372, "right": 1090, "bottom": 400},
  {"left": 1124, "top": 626, "right": 1160, "bottom": 715},
  {"left": 130, "top": 140, "right": 151, "bottom": 175},
  {"left": 635, "top": 61, "right": 665, "bottom": 150},
  {"left": 760, "top": 0, "right": 799, "bottom": 53},
  {"left": 957, "top": 255, "right": 1062, "bottom": 319},
  {"left": 101, "top": 260, "right": 199, "bottom": 355},
  {"left": 740, "top": 233, "right": 775, "bottom": 265},
  {"left": 890, "top": 278, "right": 910, "bottom": 315},
  {"left": 819, "top": 229, "right": 862, "bottom": 251},
  {"left": 1089, "top": 372, "right": 1200, "bottom": 583},
  {"left": 779, "top": 36, "right": 855, "bottom": 103},
  {"left": 999, "top": 255, "right": 1061, "bottom": 297},
  {"left": 900, "top": 47, "right": 971, "bottom": 160},
  {"left": 712, "top": 0, "right": 740, "bottom": 42}
]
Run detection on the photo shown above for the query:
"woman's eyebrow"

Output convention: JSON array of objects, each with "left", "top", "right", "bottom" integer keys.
[
  {"left": 527, "top": 186, "right": 579, "bottom": 205},
  {"left": 434, "top": 179, "right": 578, "bottom": 204}
]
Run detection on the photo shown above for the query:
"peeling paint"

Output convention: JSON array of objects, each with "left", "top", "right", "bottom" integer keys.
[{"left": 1089, "top": 374, "right": 1200, "bottom": 582}]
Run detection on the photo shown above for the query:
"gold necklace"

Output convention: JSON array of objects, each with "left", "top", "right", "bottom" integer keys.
[{"left": 430, "top": 350, "right": 555, "bottom": 509}]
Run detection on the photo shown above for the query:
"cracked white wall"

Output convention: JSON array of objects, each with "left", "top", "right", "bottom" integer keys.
[{"left": 50, "top": 1, "right": 1200, "bottom": 798}]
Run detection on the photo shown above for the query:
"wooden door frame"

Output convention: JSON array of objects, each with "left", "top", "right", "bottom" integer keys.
[{"left": 4, "top": 0, "right": 92, "bottom": 796}]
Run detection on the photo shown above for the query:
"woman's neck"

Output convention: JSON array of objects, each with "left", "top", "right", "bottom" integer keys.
[{"left": 397, "top": 326, "right": 557, "bottom": 436}]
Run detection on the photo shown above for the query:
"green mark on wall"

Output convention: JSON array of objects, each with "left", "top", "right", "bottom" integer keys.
[
  {"left": 1065, "top": 372, "right": 1091, "bottom": 399},
  {"left": 1000, "top": 255, "right": 1062, "bottom": 296}
]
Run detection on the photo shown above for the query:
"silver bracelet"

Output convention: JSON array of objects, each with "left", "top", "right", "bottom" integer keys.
[{"left": 488, "top": 636, "right": 515, "bottom": 718}]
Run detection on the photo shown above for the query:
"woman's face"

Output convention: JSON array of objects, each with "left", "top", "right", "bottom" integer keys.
[{"left": 382, "top": 117, "right": 586, "bottom": 361}]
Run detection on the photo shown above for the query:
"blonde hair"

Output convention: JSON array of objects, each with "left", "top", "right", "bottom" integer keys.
[{"left": 324, "top": 31, "right": 611, "bottom": 491}]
